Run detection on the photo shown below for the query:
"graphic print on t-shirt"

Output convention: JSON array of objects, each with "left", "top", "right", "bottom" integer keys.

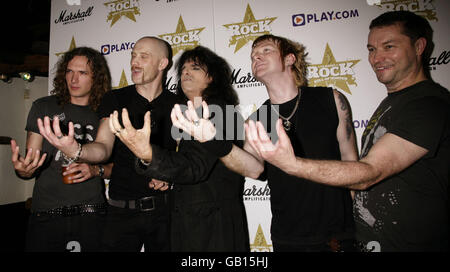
[
  {"left": 51, "top": 113, "right": 96, "bottom": 163},
  {"left": 360, "top": 105, "right": 390, "bottom": 157},
  {"left": 355, "top": 104, "right": 399, "bottom": 252}
]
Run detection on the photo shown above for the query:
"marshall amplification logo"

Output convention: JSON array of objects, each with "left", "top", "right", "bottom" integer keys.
[
  {"left": 55, "top": 36, "right": 77, "bottom": 57},
  {"left": 307, "top": 43, "right": 360, "bottom": 94},
  {"left": 250, "top": 224, "right": 272, "bottom": 252},
  {"left": 243, "top": 183, "right": 270, "bottom": 201},
  {"left": 429, "top": 50, "right": 450, "bottom": 71},
  {"left": 159, "top": 15, "right": 205, "bottom": 56},
  {"left": 223, "top": 4, "right": 277, "bottom": 53},
  {"left": 104, "top": 0, "right": 141, "bottom": 27},
  {"left": 231, "top": 68, "right": 264, "bottom": 89},
  {"left": 54, "top": 6, "right": 94, "bottom": 25},
  {"left": 373, "top": 0, "right": 438, "bottom": 21}
]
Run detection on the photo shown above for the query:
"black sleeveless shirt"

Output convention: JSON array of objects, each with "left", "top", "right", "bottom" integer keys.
[{"left": 249, "top": 87, "right": 355, "bottom": 245}]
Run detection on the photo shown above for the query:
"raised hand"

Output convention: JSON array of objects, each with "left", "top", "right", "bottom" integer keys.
[
  {"left": 245, "top": 118, "right": 297, "bottom": 173},
  {"left": 37, "top": 116, "right": 79, "bottom": 158},
  {"left": 170, "top": 100, "right": 216, "bottom": 143},
  {"left": 10, "top": 139, "right": 47, "bottom": 178},
  {"left": 109, "top": 108, "right": 153, "bottom": 161}
]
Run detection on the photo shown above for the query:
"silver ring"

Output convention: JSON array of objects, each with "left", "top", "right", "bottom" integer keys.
[
  {"left": 56, "top": 135, "right": 63, "bottom": 139},
  {"left": 193, "top": 120, "right": 200, "bottom": 127}
]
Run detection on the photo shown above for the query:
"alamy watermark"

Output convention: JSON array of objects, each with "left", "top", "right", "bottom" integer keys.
[{"left": 170, "top": 97, "right": 280, "bottom": 143}]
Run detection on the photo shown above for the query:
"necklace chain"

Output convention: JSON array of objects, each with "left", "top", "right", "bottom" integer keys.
[{"left": 270, "top": 89, "right": 302, "bottom": 131}]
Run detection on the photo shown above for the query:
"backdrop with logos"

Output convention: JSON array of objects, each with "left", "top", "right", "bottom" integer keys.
[{"left": 49, "top": 0, "right": 450, "bottom": 251}]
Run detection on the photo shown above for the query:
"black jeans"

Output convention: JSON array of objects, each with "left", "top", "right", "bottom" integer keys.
[
  {"left": 26, "top": 212, "right": 106, "bottom": 252},
  {"left": 101, "top": 204, "right": 170, "bottom": 252}
]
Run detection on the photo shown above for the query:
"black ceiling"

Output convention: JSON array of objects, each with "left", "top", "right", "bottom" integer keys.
[{"left": 0, "top": 0, "right": 50, "bottom": 75}]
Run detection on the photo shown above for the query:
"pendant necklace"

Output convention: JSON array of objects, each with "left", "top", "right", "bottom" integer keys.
[{"left": 270, "top": 89, "right": 302, "bottom": 131}]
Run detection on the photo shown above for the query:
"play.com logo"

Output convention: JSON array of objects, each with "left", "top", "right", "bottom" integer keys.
[
  {"left": 292, "top": 14, "right": 306, "bottom": 26},
  {"left": 101, "top": 41, "right": 135, "bottom": 55},
  {"left": 292, "top": 9, "right": 359, "bottom": 27}
]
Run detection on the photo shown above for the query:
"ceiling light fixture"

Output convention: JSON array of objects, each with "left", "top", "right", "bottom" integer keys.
[
  {"left": 0, "top": 74, "right": 12, "bottom": 84},
  {"left": 19, "top": 72, "right": 35, "bottom": 82}
]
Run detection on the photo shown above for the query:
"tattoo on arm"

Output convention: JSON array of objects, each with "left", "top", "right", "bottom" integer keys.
[{"left": 337, "top": 92, "right": 354, "bottom": 140}]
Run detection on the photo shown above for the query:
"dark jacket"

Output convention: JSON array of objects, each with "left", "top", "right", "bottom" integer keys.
[{"left": 136, "top": 103, "right": 249, "bottom": 252}]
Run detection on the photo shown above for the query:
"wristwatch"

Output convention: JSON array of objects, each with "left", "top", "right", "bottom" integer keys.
[{"left": 98, "top": 165, "right": 105, "bottom": 178}]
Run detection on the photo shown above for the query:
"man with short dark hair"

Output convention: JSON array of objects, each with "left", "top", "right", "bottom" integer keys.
[{"left": 245, "top": 11, "right": 449, "bottom": 252}]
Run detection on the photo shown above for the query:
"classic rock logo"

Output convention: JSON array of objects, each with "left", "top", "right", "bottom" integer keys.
[
  {"left": 373, "top": 0, "right": 438, "bottom": 21},
  {"left": 223, "top": 4, "right": 277, "bottom": 53},
  {"left": 307, "top": 43, "right": 360, "bottom": 95},
  {"left": 113, "top": 70, "right": 129, "bottom": 89},
  {"left": 104, "top": 0, "right": 141, "bottom": 27},
  {"left": 250, "top": 224, "right": 272, "bottom": 252},
  {"left": 159, "top": 15, "right": 205, "bottom": 56},
  {"left": 55, "top": 36, "right": 77, "bottom": 57}
]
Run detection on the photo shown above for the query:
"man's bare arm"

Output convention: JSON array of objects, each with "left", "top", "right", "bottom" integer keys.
[
  {"left": 334, "top": 89, "right": 359, "bottom": 162},
  {"left": 247, "top": 119, "right": 427, "bottom": 190},
  {"left": 37, "top": 116, "right": 115, "bottom": 164},
  {"left": 220, "top": 140, "right": 264, "bottom": 179},
  {"left": 288, "top": 133, "right": 427, "bottom": 190},
  {"left": 79, "top": 118, "right": 116, "bottom": 163}
]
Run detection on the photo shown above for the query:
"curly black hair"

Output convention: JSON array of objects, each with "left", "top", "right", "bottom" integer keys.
[
  {"left": 51, "top": 47, "right": 111, "bottom": 111},
  {"left": 175, "top": 46, "right": 239, "bottom": 106}
]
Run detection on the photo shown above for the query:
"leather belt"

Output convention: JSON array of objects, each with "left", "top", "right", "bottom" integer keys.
[
  {"left": 33, "top": 203, "right": 107, "bottom": 217},
  {"left": 108, "top": 195, "right": 167, "bottom": 212}
]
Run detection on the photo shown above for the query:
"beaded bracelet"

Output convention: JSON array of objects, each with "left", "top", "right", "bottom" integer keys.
[{"left": 62, "top": 142, "right": 82, "bottom": 164}]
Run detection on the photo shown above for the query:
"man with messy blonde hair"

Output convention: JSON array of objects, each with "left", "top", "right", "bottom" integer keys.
[{"left": 171, "top": 34, "right": 359, "bottom": 251}]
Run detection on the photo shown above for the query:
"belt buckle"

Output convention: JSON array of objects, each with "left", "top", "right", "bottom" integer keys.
[
  {"left": 138, "top": 197, "right": 155, "bottom": 212},
  {"left": 61, "top": 206, "right": 71, "bottom": 216},
  {"left": 63, "top": 205, "right": 79, "bottom": 216}
]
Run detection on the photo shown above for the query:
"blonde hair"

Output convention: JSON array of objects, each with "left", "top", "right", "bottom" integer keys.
[{"left": 253, "top": 34, "right": 309, "bottom": 87}]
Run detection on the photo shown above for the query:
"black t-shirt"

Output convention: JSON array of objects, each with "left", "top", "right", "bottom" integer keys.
[
  {"left": 250, "top": 87, "right": 355, "bottom": 245},
  {"left": 355, "top": 80, "right": 449, "bottom": 251},
  {"left": 25, "top": 95, "right": 104, "bottom": 211},
  {"left": 97, "top": 85, "right": 177, "bottom": 200}
]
